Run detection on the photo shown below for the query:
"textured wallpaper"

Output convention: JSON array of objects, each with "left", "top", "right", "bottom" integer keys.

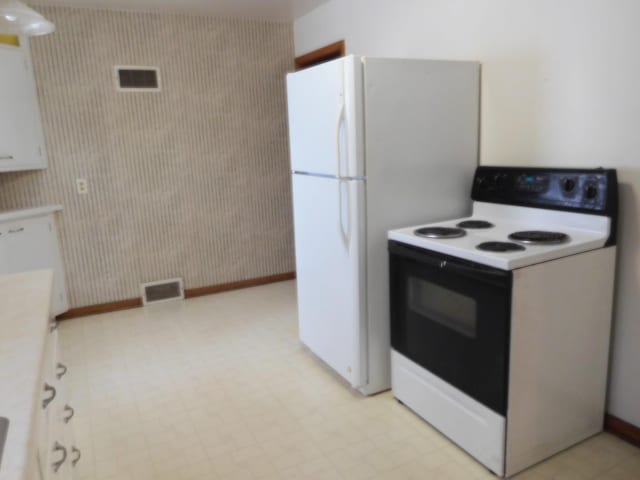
[{"left": 0, "top": 6, "right": 296, "bottom": 308}]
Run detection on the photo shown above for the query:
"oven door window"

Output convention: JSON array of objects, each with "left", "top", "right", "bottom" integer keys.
[
  {"left": 389, "top": 241, "right": 512, "bottom": 415},
  {"left": 408, "top": 277, "right": 477, "bottom": 338}
]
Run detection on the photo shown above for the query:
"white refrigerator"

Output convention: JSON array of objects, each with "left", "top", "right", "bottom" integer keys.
[{"left": 286, "top": 55, "right": 480, "bottom": 395}]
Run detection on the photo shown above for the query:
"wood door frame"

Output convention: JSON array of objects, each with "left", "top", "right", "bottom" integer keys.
[{"left": 294, "top": 40, "right": 346, "bottom": 71}]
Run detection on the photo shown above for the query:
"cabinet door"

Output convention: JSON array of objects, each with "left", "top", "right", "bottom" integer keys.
[
  {"left": 54, "top": 366, "right": 79, "bottom": 479},
  {"left": 56, "top": 348, "right": 81, "bottom": 479},
  {"left": 37, "top": 326, "right": 57, "bottom": 457},
  {"left": 43, "top": 439, "right": 71, "bottom": 480},
  {"left": 2, "top": 218, "right": 53, "bottom": 273},
  {"left": 0, "top": 215, "right": 69, "bottom": 315},
  {"left": 64, "top": 417, "right": 81, "bottom": 480},
  {"left": 39, "top": 327, "right": 66, "bottom": 480},
  {"left": 0, "top": 43, "right": 47, "bottom": 172},
  {"left": 44, "top": 327, "right": 77, "bottom": 480}
]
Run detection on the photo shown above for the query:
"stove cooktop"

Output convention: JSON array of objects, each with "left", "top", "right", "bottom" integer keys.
[{"left": 388, "top": 202, "right": 611, "bottom": 270}]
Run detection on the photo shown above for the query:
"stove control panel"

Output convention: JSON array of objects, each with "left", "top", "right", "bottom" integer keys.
[
  {"left": 515, "top": 173, "right": 550, "bottom": 194},
  {"left": 472, "top": 167, "right": 617, "bottom": 215}
]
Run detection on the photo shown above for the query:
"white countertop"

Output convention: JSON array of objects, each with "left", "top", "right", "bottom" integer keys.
[
  {"left": 0, "top": 205, "right": 62, "bottom": 224},
  {"left": 0, "top": 270, "right": 54, "bottom": 480}
]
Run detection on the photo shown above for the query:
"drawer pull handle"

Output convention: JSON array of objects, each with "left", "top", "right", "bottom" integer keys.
[
  {"left": 63, "top": 404, "right": 75, "bottom": 423},
  {"left": 0, "top": 155, "right": 14, "bottom": 160},
  {"left": 71, "top": 446, "right": 81, "bottom": 467},
  {"left": 42, "top": 383, "right": 57, "bottom": 409},
  {"left": 52, "top": 442, "right": 67, "bottom": 472},
  {"left": 8, "top": 227, "right": 24, "bottom": 234},
  {"left": 56, "top": 362, "right": 68, "bottom": 379}
]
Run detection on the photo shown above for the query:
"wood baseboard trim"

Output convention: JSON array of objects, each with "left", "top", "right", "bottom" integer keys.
[
  {"left": 184, "top": 272, "right": 296, "bottom": 299},
  {"left": 56, "top": 272, "right": 296, "bottom": 321},
  {"left": 56, "top": 298, "right": 142, "bottom": 320},
  {"left": 605, "top": 414, "right": 640, "bottom": 447}
]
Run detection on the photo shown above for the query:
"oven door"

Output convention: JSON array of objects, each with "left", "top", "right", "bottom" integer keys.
[{"left": 389, "top": 240, "right": 512, "bottom": 415}]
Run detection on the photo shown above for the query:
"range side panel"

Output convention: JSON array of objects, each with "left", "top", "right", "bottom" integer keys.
[
  {"left": 361, "top": 58, "right": 480, "bottom": 394},
  {"left": 506, "top": 247, "right": 617, "bottom": 477}
]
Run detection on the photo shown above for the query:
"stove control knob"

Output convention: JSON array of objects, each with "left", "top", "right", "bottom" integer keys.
[
  {"left": 562, "top": 178, "right": 576, "bottom": 193},
  {"left": 585, "top": 184, "right": 598, "bottom": 200},
  {"left": 494, "top": 173, "right": 508, "bottom": 189},
  {"left": 475, "top": 175, "right": 491, "bottom": 190}
]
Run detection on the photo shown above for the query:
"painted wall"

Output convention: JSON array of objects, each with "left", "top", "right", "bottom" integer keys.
[
  {"left": 293, "top": 0, "right": 640, "bottom": 427},
  {"left": 0, "top": 6, "right": 295, "bottom": 308}
]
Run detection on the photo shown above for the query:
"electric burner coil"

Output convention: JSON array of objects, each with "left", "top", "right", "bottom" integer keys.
[
  {"left": 414, "top": 227, "right": 466, "bottom": 239},
  {"left": 457, "top": 220, "right": 495, "bottom": 229},
  {"left": 476, "top": 242, "right": 526, "bottom": 252},
  {"left": 508, "top": 231, "right": 570, "bottom": 245}
]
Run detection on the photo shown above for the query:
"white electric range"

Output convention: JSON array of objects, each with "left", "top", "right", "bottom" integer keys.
[{"left": 387, "top": 166, "right": 618, "bottom": 477}]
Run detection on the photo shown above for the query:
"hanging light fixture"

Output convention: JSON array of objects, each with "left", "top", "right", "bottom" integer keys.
[{"left": 0, "top": 1, "right": 55, "bottom": 36}]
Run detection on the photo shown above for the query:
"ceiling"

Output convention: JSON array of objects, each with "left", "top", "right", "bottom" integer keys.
[{"left": 30, "top": 0, "right": 330, "bottom": 21}]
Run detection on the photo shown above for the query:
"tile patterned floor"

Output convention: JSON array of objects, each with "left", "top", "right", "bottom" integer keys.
[{"left": 58, "top": 280, "right": 640, "bottom": 480}]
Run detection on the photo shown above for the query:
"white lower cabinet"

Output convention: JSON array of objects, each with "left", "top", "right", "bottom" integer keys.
[
  {"left": 33, "top": 321, "right": 80, "bottom": 480},
  {"left": 0, "top": 208, "right": 69, "bottom": 316}
]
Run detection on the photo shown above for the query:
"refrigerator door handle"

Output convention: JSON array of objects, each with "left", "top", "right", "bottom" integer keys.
[
  {"left": 336, "top": 98, "right": 350, "bottom": 246},
  {"left": 338, "top": 179, "right": 350, "bottom": 247},
  {"left": 335, "top": 101, "right": 345, "bottom": 178}
]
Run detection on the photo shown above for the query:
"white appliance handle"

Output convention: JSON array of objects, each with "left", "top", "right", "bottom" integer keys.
[
  {"left": 335, "top": 102, "right": 345, "bottom": 178},
  {"left": 336, "top": 100, "right": 349, "bottom": 246},
  {"left": 338, "top": 180, "right": 350, "bottom": 248}
]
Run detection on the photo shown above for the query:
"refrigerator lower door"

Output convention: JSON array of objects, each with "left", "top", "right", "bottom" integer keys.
[{"left": 292, "top": 173, "right": 367, "bottom": 388}]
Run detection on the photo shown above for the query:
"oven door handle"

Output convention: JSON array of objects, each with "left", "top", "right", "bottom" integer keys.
[
  {"left": 439, "top": 259, "right": 509, "bottom": 279},
  {"left": 389, "top": 241, "right": 511, "bottom": 281}
]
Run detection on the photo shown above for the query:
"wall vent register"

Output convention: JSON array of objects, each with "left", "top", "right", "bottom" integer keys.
[
  {"left": 115, "top": 66, "right": 160, "bottom": 91},
  {"left": 141, "top": 278, "right": 183, "bottom": 305}
]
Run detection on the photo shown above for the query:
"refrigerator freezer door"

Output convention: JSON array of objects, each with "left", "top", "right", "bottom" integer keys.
[
  {"left": 286, "top": 56, "right": 364, "bottom": 178},
  {"left": 292, "top": 173, "right": 366, "bottom": 388}
]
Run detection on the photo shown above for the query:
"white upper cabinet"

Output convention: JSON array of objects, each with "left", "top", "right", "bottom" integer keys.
[{"left": 0, "top": 38, "right": 48, "bottom": 172}]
